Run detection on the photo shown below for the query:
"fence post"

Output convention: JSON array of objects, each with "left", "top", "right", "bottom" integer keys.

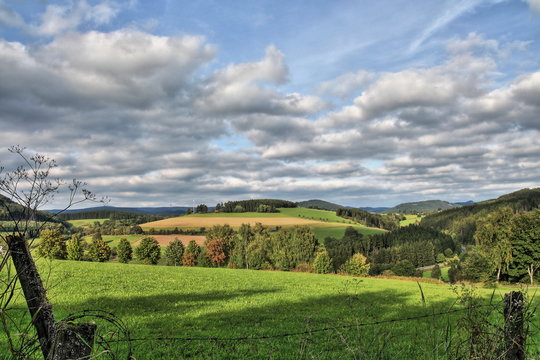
[{"left": 503, "top": 291, "right": 525, "bottom": 360}]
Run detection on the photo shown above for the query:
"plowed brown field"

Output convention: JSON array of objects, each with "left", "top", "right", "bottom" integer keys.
[{"left": 132, "top": 235, "right": 206, "bottom": 247}]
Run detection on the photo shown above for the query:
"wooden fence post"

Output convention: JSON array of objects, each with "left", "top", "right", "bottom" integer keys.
[{"left": 504, "top": 291, "right": 525, "bottom": 360}]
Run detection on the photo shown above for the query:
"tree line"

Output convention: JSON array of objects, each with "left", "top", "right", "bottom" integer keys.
[
  {"left": 216, "top": 199, "right": 297, "bottom": 213},
  {"left": 335, "top": 207, "right": 399, "bottom": 231}
]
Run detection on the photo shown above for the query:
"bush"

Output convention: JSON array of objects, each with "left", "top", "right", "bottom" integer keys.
[
  {"left": 66, "top": 234, "right": 84, "bottom": 261},
  {"left": 88, "top": 238, "right": 111, "bottom": 262},
  {"left": 313, "top": 250, "right": 333, "bottom": 274},
  {"left": 37, "top": 228, "right": 67, "bottom": 260},
  {"left": 444, "top": 248, "right": 454, "bottom": 258},
  {"left": 294, "top": 263, "right": 313, "bottom": 273},
  {"left": 431, "top": 264, "right": 441, "bottom": 279},
  {"left": 165, "top": 239, "right": 184, "bottom": 266},
  {"left": 135, "top": 237, "right": 161, "bottom": 265},
  {"left": 436, "top": 253, "right": 446, "bottom": 263},
  {"left": 382, "top": 269, "right": 395, "bottom": 276},
  {"left": 117, "top": 238, "right": 133, "bottom": 264},
  {"left": 343, "top": 253, "right": 370, "bottom": 276},
  {"left": 391, "top": 260, "right": 415, "bottom": 277}
]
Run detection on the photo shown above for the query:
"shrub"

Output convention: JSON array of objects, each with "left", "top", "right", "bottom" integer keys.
[
  {"left": 344, "top": 253, "right": 370, "bottom": 276},
  {"left": 436, "top": 253, "right": 446, "bottom": 263},
  {"left": 165, "top": 239, "right": 184, "bottom": 266},
  {"left": 391, "top": 260, "right": 415, "bottom": 277},
  {"left": 37, "top": 228, "right": 67, "bottom": 260},
  {"left": 66, "top": 234, "right": 84, "bottom": 261},
  {"left": 88, "top": 238, "right": 111, "bottom": 262},
  {"left": 117, "top": 238, "right": 133, "bottom": 264},
  {"left": 135, "top": 237, "right": 161, "bottom": 265},
  {"left": 313, "top": 250, "right": 333, "bottom": 274},
  {"left": 444, "top": 248, "right": 454, "bottom": 258},
  {"left": 182, "top": 252, "right": 197, "bottom": 266},
  {"left": 382, "top": 269, "right": 395, "bottom": 276},
  {"left": 431, "top": 264, "right": 441, "bottom": 279},
  {"left": 294, "top": 263, "right": 313, "bottom": 273}
]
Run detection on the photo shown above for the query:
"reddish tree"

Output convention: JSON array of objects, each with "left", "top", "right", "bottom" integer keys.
[
  {"left": 182, "top": 252, "right": 198, "bottom": 266},
  {"left": 205, "top": 240, "right": 227, "bottom": 266}
]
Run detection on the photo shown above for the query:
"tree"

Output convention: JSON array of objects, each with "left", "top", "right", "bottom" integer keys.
[
  {"left": 205, "top": 239, "right": 227, "bottom": 266},
  {"left": 313, "top": 248, "right": 333, "bottom": 274},
  {"left": 325, "top": 227, "right": 363, "bottom": 272},
  {"left": 182, "top": 240, "right": 200, "bottom": 266},
  {"left": 343, "top": 253, "right": 370, "bottom": 276},
  {"left": 391, "top": 260, "right": 415, "bottom": 277},
  {"left": 37, "top": 227, "right": 67, "bottom": 260},
  {"left": 66, "top": 234, "right": 84, "bottom": 261},
  {"left": 474, "top": 207, "right": 514, "bottom": 282},
  {"left": 135, "top": 237, "right": 161, "bottom": 265},
  {"left": 117, "top": 238, "right": 133, "bottom": 264},
  {"left": 88, "top": 237, "right": 112, "bottom": 262},
  {"left": 509, "top": 209, "right": 540, "bottom": 284},
  {"left": 205, "top": 224, "right": 236, "bottom": 262},
  {"left": 165, "top": 239, "right": 184, "bottom": 266},
  {"left": 196, "top": 203, "right": 208, "bottom": 213},
  {"left": 460, "top": 246, "right": 495, "bottom": 283},
  {"left": 0, "top": 146, "right": 100, "bottom": 358},
  {"left": 431, "top": 264, "right": 441, "bottom": 279}
]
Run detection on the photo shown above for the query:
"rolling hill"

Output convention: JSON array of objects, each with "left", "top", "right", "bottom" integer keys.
[
  {"left": 384, "top": 200, "right": 460, "bottom": 213},
  {"left": 297, "top": 199, "right": 345, "bottom": 210}
]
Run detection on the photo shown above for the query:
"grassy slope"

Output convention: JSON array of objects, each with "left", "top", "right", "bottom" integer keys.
[
  {"left": 141, "top": 208, "right": 385, "bottom": 241},
  {"left": 400, "top": 214, "right": 423, "bottom": 226},
  {"left": 4, "top": 260, "right": 533, "bottom": 359},
  {"left": 67, "top": 218, "right": 109, "bottom": 227}
]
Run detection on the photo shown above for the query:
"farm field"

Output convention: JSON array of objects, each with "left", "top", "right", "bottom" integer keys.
[
  {"left": 140, "top": 207, "right": 386, "bottom": 241},
  {"left": 82, "top": 234, "right": 206, "bottom": 247},
  {"left": 3, "top": 260, "right": 537, "bottom": 359},
  {"left": 67, "top": 218, "right": 109, "bottom": 227},
  {"left": 400, "top": 214, "right": 423, "bottom": 226}
]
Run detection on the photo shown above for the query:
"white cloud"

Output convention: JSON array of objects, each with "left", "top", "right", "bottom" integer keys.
[
  {"left": 523, "top": 0, "right": 540, "bottom": 12},
  {"left": 317, "top": 70, "right": 374, "bottom": 98}
]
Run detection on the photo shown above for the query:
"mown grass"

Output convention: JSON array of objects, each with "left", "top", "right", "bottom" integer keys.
[
  {"left": 2, "top": 260, "right": 537, "bottom": 359},
  {"left": 423, "top": 267, "right": 450, "bottom": 282},
  {"left": 81, "top": 234, "right": 143, "bottom": 247},
  {"left": 67, "top": 218, "right": 109, "bottom": 227},
  {"left": 187, "top": 212, "right": 289, "bottom": 218}
]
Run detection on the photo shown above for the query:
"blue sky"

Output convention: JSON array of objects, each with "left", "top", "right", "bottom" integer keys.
[{"left": 0, "top": 0, "right": 539, "bottom": 208}]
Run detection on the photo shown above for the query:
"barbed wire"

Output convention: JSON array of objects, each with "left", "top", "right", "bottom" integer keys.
[{"left": 97, "top": 303, "right": 498, "bottom": 345}]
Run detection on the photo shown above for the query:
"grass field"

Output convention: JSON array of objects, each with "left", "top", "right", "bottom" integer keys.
[
  {"left": 140, "top": 207, "right": 386, "bottom": 241},
  {"left": 423, "top": 267, "right": 450, "bottom": 282},
  {"left": 67, "top": 218, "right": 109, "bottom": 227},
  {"left": 2, "top": 261, "right": 538, "bottom": 359},
  {"left": 400, "top": 214, "right": 423, "bottom": 226}
]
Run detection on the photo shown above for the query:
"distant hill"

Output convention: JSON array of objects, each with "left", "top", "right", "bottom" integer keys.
[
  {"left": 46, "top": 205, "right": 190, "bottom": 217},
  {"left": 421, "top": 187, "right": 540, "bottom": 244},
  {"left": 297, "top": 199, "right": 345, "bottom": 211},
  {"left": 359, "top": 207, "right": 390, "bottom": 213},
  {"left": 454, "top": 200, "right": 474, "bottom": 206},
  {"left": 384, "top": 200, "right": 460, "bottom": 213}
]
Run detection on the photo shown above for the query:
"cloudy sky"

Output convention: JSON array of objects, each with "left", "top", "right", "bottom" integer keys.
[{"left": 0, "top": 0, "right": 539, "bottom": 208}]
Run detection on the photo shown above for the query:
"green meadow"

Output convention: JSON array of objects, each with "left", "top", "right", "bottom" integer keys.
[
  {"left": 399, "top": 214, "right": 423, "bottom": 226},
  {"left": 2, "top": 260, "right": 538, "bottom": 359},
  {"left": 67, "top": 218, "right": 109, "bottom": 227}
]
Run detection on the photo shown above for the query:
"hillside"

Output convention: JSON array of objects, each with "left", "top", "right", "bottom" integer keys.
[
  {"left": 297, "top": 199, "right": 345, "bottom": 210},
  {"left": 2, "top": 260, "right": 518, "bottom": 359},
  {"left": 420, "top": 187, "right": 540, "bottom": 244},
  {"left": 46, "top": 205, "right": 190, "bottom": 216},
  {"left": 384, "top": 200, "right": 460, "bottom": 213}
]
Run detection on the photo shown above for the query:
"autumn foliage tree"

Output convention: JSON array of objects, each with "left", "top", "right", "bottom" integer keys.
[{"left": 205, "top": 239, "right": 227, "bottom": 266}]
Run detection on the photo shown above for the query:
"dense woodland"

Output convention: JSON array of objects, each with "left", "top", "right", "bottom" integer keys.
[
  {"left": 335, "top": 207, "right": 399, "bottom": 231},
  {"left": 216, "top": 199, "right": 297, "bottom": 213}
]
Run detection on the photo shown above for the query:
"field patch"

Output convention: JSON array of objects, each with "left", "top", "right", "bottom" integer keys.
[
  {"left": 140, "top": 216, "right": 326, "bottom": 229},
  {"left": 68, "top": 218, "right": 109, "bottom": 227},
  {"left": 400, "top": 214, "right": 423, "bottom": 226},
  {"left": 132, "top": 235, "right": 206, "bottom": 247}
]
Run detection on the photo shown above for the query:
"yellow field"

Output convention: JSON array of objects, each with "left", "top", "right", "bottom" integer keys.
[
  {"left": 140, "top": 216, "right": 327, "bottom": 229},
  {"left": 132, "top": 235, "right": 206, "bottom": 247}
]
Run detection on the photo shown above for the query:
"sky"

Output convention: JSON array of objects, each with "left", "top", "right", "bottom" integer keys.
[{"left": 0, "top": 0, "right": 539, "bottom": 208}]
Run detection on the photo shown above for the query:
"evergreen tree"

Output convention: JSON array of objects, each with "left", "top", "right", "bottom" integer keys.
[
  {"left": 182, "top": 240, "right": 201, "bottom": 266},
  {"left": 431, "top": 264, "right": 441, "bottom": 279}
]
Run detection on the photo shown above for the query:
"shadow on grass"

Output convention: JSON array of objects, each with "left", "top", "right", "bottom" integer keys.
[{"left": 62, "top": 283, "right": 480, "bottom": 359}]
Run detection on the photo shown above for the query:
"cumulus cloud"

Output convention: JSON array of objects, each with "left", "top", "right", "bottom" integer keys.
[
  {"left": 196, "top": 46, "right": 328, "bottom": 116},
  {"left": 317, "top": 70, "right": 374, "bottom": 98}
]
